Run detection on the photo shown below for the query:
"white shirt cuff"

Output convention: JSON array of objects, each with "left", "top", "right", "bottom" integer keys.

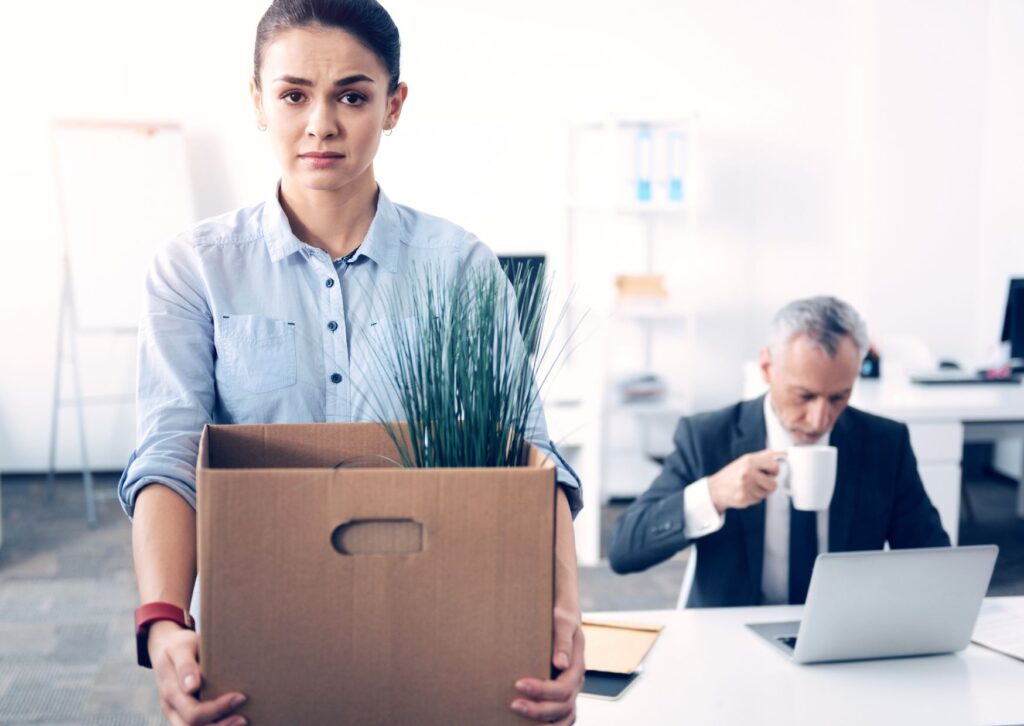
[{"left": 683, "top": 477, "right": 726, "bottom": 539}]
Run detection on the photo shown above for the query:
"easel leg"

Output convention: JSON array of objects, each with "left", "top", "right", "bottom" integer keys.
[
  {"left": 67, "top": 298, "right": 97, "bottom": 528},
  {"left": 46, "top": 277, "right": 67, "bottom": 503}
]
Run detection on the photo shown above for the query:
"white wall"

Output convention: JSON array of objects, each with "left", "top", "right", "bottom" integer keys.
[{"left": 0, "top": 0, "right": 1021, "bottom": 471}]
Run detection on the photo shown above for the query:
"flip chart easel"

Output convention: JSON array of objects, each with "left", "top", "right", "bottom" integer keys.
[{"left": 47, "top": 120, "right": 196, "bottom": 525}]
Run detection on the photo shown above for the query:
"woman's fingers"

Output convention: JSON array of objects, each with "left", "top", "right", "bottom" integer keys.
[
  {"left": 163, "top": 631, "right": 202, "bottom": 695},
  {"left": 153, "top": 629, "right": 246, "bottom": 725},
  {"left": 551, "top": 607, "right": 577, "bottom": 671},
  {"left": 538, "top": 713, "right": 577, "bottom": 726},
  {"left": 513, "top": 627, "right": 585, "bottom": 722},
  {"left": 512, "top": 695, "right": 574, "bottom": 722},
  {"left": 166, "top": 688, "right": 245, "bottom": 726}
]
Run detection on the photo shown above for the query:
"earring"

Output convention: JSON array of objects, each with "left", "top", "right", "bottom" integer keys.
[
  {"left": 257, "top": 123, "right": 267, "bottom": 132},
  {"left": 383, "top": 127, "right": 393, "bottom": 137}
]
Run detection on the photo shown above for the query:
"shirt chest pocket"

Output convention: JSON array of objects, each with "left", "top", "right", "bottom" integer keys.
[{"left": 215, "top": 314, "right": 297, "bottom": 394}]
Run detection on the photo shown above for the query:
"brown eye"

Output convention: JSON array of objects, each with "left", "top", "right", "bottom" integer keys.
[
  {"left": 339, "top": 92, "right": 366, "bottom": 106},
  {"left": 283, "top": 91, "right": 305, "bottom": 104}
]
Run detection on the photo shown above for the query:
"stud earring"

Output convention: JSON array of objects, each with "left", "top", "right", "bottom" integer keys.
[
  {"left": 383, "top": 127, "right": 393, "bottom": 137},
  {"left": 257, "top": 123, "right": 267, "bottom": 132}
]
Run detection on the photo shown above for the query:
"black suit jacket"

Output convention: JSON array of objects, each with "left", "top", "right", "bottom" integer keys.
[{"left": 608, "top": 395, "right": 951, "bottom": 607}]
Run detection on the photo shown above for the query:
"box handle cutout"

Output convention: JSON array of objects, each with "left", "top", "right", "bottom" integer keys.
[{"left": 331, "top": 519, "right": 424, "bottom": 555}]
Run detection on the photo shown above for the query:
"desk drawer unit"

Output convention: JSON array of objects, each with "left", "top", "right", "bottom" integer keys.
[{"left": 906, "top": 422, "right": 963, "bottom": 546}]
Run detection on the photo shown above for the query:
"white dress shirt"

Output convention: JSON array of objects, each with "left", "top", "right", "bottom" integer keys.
[{"left": 682, "top": 395, "right": 831, "bottom": 604}]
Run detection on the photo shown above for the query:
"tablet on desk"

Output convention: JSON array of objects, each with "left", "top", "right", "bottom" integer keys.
[{"left": 581, "top": 670, "right": 641, "bottom": 700}]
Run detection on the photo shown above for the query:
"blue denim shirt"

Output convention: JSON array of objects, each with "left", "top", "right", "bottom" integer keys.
[{"left": 118, "top": 186, "right": 581, "bottom": 518}]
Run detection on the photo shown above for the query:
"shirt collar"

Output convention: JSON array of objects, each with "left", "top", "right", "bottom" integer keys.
[
  {"left": 261, "top": 182, "right": 401, "bottom": 273},
  {"left": 346, "top": 187, "right": 400, "bottom": 273},
  {"left": 763, "top": 393, "right": 831, "bottom": 450},
  {"left": 261, "top": 183, "right": 306, "bottom": 263}
]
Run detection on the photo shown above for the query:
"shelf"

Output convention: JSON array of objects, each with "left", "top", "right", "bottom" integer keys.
[
  {"left": 606, "top": 397, "right": 689, "bottom": 417},
  {"left": 615, "top": 202, "right": 689, "bottom": 215},
  {"left": 568, "top": 200, "right": 690, "bottom": 215},
  {"left": 571, "top": 117, "right": 698, "bottom": 131},
  {"left": 611, "top": 306, "right": 690, "bottom": 323},
  {"left": 566, "top": 113, "right": 700, "bottom": 559}
]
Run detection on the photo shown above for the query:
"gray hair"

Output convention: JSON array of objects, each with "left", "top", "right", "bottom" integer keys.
[{"left": 770, "top": 296, "right": 869, "bottom": 359}]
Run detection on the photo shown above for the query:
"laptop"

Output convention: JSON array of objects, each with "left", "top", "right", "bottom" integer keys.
[{"left": 747, "top": 545, "right": 998, "bottom": 664}]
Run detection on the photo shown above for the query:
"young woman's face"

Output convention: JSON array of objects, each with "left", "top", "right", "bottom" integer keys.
[{"left": 252, "top": 26, "right": 405, "bottom": 194}]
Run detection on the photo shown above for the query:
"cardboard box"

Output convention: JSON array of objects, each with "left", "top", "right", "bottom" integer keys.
[{"left": 196, "top": 422, "right": 556, "bottom": 725}]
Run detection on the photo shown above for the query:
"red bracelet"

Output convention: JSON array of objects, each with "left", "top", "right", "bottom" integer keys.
[{"left": 135, "top": 601, "right": 195, "bottom": 669}]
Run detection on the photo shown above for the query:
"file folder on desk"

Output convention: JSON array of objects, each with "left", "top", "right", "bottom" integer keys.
[{"left": 580, "top": 618, "right": 664, "bottom": 700}]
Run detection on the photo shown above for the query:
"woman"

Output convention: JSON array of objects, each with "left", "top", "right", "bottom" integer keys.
[{"left": 119, "top": 1, "right": 585, "bottom": 724}]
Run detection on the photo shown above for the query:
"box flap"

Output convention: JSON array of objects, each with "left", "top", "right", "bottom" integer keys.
[
  {"left": 205, "top": 422, "right": 555, "bottom": 472},
  {"left": 205, "top": 422, "right": 404, "bottom": 469}
]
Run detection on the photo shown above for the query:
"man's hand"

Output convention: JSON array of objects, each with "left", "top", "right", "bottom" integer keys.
[
  {"left": 149, "top": 621, "right": 247, "bottom": 726},
  {"left": 510, "top": 605, "right": 585, "bottom": 725},
  {"left": 707, "top": 449, "right": 786, "bottom": 513}
]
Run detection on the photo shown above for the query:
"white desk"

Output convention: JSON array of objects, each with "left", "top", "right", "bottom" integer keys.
[
  {"left": 579, "top": 598, "right": 1024, "bottom": 726},
  {"left": 851, "top": 378, "right": 1024, "bottom": 542}
]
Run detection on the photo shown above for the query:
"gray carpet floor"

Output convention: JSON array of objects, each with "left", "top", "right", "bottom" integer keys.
[
  {"left": 0, "top": 476, "right": 160, "bottom": 725},
  {"left": 0, "top": 471, "right": 1020, "bottom": 724}
]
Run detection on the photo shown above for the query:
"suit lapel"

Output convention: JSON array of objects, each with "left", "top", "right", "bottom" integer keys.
[
  {"left": 828, "top": 411, "right": 859, "bottom": 552},
  {"left": 734, "top": 397, "right": 769, "bottom": 602}
]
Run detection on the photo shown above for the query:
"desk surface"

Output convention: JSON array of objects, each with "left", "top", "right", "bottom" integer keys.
[
  {"left": 578, "top": 597, "right": 1024, "bottom": 726},
  {"left": 851, "top": 377, "right": 1024, "bottom": 422}
]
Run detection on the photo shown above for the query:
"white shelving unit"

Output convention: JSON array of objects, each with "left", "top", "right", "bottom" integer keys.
[{"left": 563, "top": 116, "right": 700, "bottom": 564}]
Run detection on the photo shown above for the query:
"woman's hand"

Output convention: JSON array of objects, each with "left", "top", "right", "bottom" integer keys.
[
  {"left": 509, "top": 486, "right": 584, "bottom": 724},
  {"left": 510, "top": 604, "right": 585, "bottom": 724},
  {"left": 132, "top": 488, "right": 244, "bottom": 724},
  {"left": 149, "top": 621, "right": 248, "bottom": 726}
]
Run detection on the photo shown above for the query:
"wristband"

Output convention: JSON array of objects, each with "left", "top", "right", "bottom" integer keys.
[{"left": 135, "top": 601, "right": 195, "bottom": 668}]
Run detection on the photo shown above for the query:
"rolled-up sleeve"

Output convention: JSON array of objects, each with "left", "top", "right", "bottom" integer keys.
[
  {"left": 521, "top": 384, "right": 583, "bottom": 517},
  {"left": 118, "top": 235, "right": 215, "bottom": 518},
  {"left": 532, "top": 436, "right": 583, "bottom": 519}
]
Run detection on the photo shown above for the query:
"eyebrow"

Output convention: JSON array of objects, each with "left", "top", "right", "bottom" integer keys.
[
  {"left": 795, "top": 387, "right": 852, "bottom": 397},
  {"left": 272, "top": 74, "right": 376, "bottom": 87}
]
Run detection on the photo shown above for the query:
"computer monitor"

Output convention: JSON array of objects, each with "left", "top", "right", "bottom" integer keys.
[
  {"left": 497, "top": 254, "right": 546, "bottom": 356},
  {"left": 1001, "top": 278, "right": 1024, "bottom": 361}
]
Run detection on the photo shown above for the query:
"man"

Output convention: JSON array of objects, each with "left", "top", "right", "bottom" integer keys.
[{"left": 608, "top": 296, "right": 950, "bottom": 607}]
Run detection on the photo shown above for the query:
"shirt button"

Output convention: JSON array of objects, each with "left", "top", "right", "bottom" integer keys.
[
  {"left": 330, "top": 373, "right": 343, "bottom": 384},
  {"left": 325, "top": 278, "right": 335, "bottom": 289},
  {"left": 327, "top": 320, "right": 338, "bottom": 332}
]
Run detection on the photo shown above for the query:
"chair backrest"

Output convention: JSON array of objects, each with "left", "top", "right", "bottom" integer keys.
[{"left": 676, "top": 546, "right": 697, "bottom": 608}]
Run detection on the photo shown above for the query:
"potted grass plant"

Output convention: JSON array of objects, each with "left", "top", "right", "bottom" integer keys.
[{"left": 362, "top": 259, "right": 574, "bottom": 469}]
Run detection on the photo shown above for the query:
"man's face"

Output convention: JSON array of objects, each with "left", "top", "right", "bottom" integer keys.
[{"left": 759, "top": 333, "right": 861, "bottom": 444}]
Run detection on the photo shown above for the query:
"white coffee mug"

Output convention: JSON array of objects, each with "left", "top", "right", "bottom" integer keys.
[{"left": 778, "top": 445, "right": 838, "bottom": 511}]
